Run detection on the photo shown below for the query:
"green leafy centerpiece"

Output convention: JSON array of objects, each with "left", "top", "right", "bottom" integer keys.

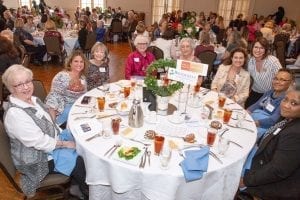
[{"left": 144, "top": 59, "right": 184, "bottom": 112}]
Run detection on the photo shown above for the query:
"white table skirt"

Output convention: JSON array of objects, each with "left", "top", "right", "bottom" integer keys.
[{"left": 68, "top": 82, "right": 257, "bottom": 200}]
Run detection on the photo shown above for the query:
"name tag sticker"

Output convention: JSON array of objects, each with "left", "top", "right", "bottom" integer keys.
[
  {"left": 134, "top": 57, "right": 140, "bottom": 62},
  {"left": 265, "top": 103, "right": 275, "bottom": 112},
  {"left": 99, "top": 67, "right": 106, "bottom": 72},
  {"left": 273, "top": 128, "right": 281, "bottom": 135},
  {"left": 35, "top": 110, "right": 43, "bottom": 119}
]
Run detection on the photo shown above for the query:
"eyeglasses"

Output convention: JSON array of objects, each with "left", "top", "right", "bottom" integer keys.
[
  {"left": 282, "top": 98, "right": 300, "bottom": 107},
  {"left": 273, "top": 77, "right": 291, "bottom": 82},
  {"left": 253, "top": 46, "right": 265, "bottom": 50},
  {"left": 13, "top": 80, "right": 33, "bottom": 89}
]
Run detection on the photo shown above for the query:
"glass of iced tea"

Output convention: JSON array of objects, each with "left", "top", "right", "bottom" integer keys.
[
  {"left": 154, "top": 135, "right": 165, "bottom": 155},
  {"left": 223, "top": 108, "right": 232, "bottom": 124},
  {"left": 207, "top": 128, "right": 217, "bottom": 146},
  {"left": 218, "top": 93, "right": 226, "bottom": 108},
  {"left": 194, "top": 83, "right": 201, "bottom": 93},
  {"left": 97, "top": 97, "right": 105, "bottom": 112},
  {"left": 124, "top": 86, "right": 131, "bottom": 98},
  {"left": 130, "top": 77, "right": 136, "bottom": 88},
  {"left": 111, "top": 117, "right": 121, "bottom": 135}
]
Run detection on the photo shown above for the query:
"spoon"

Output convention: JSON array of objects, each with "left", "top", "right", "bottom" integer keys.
[
  {"left": 147, "top": 151, "right": 151, "bottom": 166},
  {"left": 86, "top": 131, "right": 103, "bottom": 142}
]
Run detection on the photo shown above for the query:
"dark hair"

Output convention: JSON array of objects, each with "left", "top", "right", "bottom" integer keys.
[
  {"left": 65, "top": 50, "right": 88, "bottom": 76},
  {"left": 161, "top": 28, "right": 174, "bottom": 40},
  {"left": 278, "top": 68, "right": 295, "bottom": 82},
  {"left": 223, "top": 47, "right": 248, "bottom": 70},
  {"left": 0, "top": 36, "right": 19, "bottom": 58},
  {"left": 251, "top": 37, "right": 269, "bottom": 59}
]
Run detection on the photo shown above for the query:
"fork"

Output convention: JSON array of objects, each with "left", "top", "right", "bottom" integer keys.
[
  {"left": 74, "top": 115, "right": 96, "bottom": 120},
  {"left": 85, "top": 131, "right": 103, "bottom": 142}
]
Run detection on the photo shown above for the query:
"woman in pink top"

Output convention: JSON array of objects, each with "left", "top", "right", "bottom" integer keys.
[{"left": 125, "top": 35, "right": 155, "bottom": 79}]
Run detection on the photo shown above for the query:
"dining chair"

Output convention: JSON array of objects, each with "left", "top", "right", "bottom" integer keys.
[
  {"left": 147, "top": 46, "right": 164, "bottom": 60},
  {"left": 18, "top": 45, "right": 31, "bottom": 67},
  {"left": 274, "top": 40, "right": 286, "bottom": 68},
  {"left": 43, "top": 36, "right": 67, "bottom": 65},
  {"left": 109, "top": 19, "right": 123, "bottom": 42},
  {"left": 0, "top": 120, "right": 70, "bottom": 200},
  {"left": 32, "top": 80, "right": 47, "bottom": 102},
  {"left": 197, "top": 50, "right": 217, "bottom": 88},
  {"left": 128, "top": 38, "right": 136, "bottom": 52},
  {"left": 83, "top": 32, "right": 97, "bottom": 59}
]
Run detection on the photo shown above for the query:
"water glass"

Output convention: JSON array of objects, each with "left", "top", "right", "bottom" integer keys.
[
  {"left": 159, "top": 146, "right": 172, "bottom": 169},
  {"left": 218, "top": 137, "right": 230, "bottom": 156}
]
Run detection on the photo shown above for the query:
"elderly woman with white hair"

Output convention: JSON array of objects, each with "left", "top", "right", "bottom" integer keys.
[
  {"left": 2, "top": 65, "right": 88, "bottom": 199},
  {"left": 125, "top": 35, "right": 155, "bottom": 79}
]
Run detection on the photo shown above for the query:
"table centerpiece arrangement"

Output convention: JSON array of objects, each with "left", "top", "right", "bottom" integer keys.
[{"left": 144, "top": 59, "right": 184, "bottom": 113}]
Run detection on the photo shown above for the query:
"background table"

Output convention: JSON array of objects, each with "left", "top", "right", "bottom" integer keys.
[{"left": 68, "top": 82, "right": 257, "bottom": 200}]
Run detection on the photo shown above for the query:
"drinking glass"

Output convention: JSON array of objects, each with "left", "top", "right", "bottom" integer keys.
[
  {"left": 154, "top": 135, "right": 165, "bottom": 155},
  {"left": 207, "top": 128, "right": 217, "bottom": 146},
  {"left": 130, "top": 77, "right": 136, "bottom": 88},
  {"left": 223, "top": 109, "right": 232, "bottom": 124},
  {"left": 111, "top": 117, "right": 121, "bottom": 135},
  {"left": 124, "top": 86, "right": 131, "bottom": 98},
  {"left": 218, "top": 137, "right": 230, "bottom": 156},
  {"left": 159, "top": 145, "right": 172, "bottom": 169},
  {"left": 218, "top": 93, "right": 226, "bottom": 108},
  {"left": 97, "top": 97, "right": 105, "bottom": 112}
]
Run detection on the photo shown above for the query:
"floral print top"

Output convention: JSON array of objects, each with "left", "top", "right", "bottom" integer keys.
[{"left": 86, "top": 61, "right": 110, "bottom": 91}]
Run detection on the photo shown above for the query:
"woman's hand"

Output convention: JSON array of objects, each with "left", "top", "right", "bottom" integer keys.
[
  {"left": 56, "top": 140, "right": 76, "bottom": 149},
  {"left": 239, "top": 178, "right": 245, "bottom": 188}
]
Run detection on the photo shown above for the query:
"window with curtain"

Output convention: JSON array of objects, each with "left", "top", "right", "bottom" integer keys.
[
  {"left": 152, "top": 0, "right": 180, "bottom": 24},
  {"left": 218, "top": 0, "right": 250, "bottom": 26},
  {"left": 19, "top": 0, "right": 40, "bottom": 8},
  {"left": 80, "top": 0, "right": 104, "bottom": 9}
]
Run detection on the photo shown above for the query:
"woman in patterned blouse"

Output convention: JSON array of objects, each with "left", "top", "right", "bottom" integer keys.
[
  {"left": 45, "top": 50, "right": 88, "bottom": 125},
  {"left": 86, "top": 42, "right": 110, "bottom": 90}
]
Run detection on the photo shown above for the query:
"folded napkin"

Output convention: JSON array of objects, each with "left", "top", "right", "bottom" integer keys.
[{"left": 180, "top": 146, "right": 210, "bottom": 182}]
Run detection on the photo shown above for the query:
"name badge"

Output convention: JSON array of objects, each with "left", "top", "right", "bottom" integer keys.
[
  {"left": 273, "top": 128, "right": 281, "bottom": 135},
  {"left": 99, "top": 67, "right": 106, "bottom": 72},
  {"left": 134, "top": 57, "right": 140, "bottom": 62},
  {"left": 265, "top": 102, "right": 275, "bottom": 112},
  {"left": 35, "top": 110, "right": 43, "bottom": 119}
]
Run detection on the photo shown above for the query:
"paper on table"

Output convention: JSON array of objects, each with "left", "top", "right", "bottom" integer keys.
[{"left": 74, "top": 118, "right": 102, "bottom": 138}]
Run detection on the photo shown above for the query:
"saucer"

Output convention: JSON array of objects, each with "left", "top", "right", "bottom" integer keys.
[{"left": 168, "top": 115, "right": 185, "bottom": 124}]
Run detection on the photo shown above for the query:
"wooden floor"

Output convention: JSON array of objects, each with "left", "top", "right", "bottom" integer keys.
[{"left": 0, "top": 41, "right": 130, "bottom": 200}]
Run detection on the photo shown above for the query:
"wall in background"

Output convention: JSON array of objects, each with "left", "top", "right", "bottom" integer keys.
[{"left": 3, "top": 0, "right": 300, "bottom": 25}]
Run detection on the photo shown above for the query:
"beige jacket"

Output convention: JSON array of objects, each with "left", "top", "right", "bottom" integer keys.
[{"left": 211, "top": 64, "right": 250, "bottom": 107}]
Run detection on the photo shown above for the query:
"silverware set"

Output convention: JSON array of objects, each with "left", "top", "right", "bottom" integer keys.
[
  {"left": 139, "top": 147, "right": 151, "bottom": 168},
  {"left": 86, "top": 131, "right": 103, "bottom": 142},
  {"left": 104, "top": 141, "right": 122, "bottom": 158}
]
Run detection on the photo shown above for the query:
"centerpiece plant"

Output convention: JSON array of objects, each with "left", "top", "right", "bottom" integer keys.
[{"left": 144, "top": 59, "right": 184, "bottom": 97}]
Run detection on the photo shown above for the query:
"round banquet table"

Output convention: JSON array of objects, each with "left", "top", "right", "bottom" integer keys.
[{"left": 68, "top": 80, "right": 257, "bottom": 200}]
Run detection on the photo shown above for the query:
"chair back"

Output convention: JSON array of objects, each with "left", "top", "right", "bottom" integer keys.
[
  {"left": 197, "top": 50, "right": 217, "bottom": 76},
  {"left": 84, "top": 32, "right": 97, "bottom": 50},
  {"left": 147, "top": 46, "right": 164, "bottom": 60},
  {"left": 18, "top": 45, "right": 30, "bottom": 67},
  {"left": 43, "top": 36, "right": 62, "bottom": 55},
  {"left": 274, "top": 41, "right": 286, "bottom": 68},
  {"left": 33, "top": 80, "right": 47, "bottom": 102},
  {"left": 13, "top": 33, "right": 22, "bottom": 46},
  {"left": 128, "top": 38, "right": 136, "bottom": 52},
  {"left": 111, "top": 20, "right": 123, "bottom": 34},
  {"left": 0, "top": 121, "right": 23, "bottom": 193},
  {"left": 216, "top": 29, "right": 225, "bottom": 44}
]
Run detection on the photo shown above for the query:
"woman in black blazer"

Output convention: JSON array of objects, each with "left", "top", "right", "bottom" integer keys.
[{"left": 239, "top": 86, "right": 300, "bottom": 199}]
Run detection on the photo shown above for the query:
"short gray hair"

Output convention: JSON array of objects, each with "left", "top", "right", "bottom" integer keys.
[
  {"left": 133, "top": 35, "right": 150, "bottom": 46},
  {"left": 2, "top": 64, "right": 33, "bottom": 92},
  {"left": 179, "top": 37, "right": 196, "bottom": 50}
]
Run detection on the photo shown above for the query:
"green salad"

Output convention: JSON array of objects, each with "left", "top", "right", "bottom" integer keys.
[{"left": 118, "top": 147, "right": 141, "bottom": 160}]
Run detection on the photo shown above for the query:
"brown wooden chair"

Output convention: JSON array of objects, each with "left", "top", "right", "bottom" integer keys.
[
  {"left": 197, "top": 50, "right": 217, "bottom": 88},
  {"left": 82, "top": 32, "right": 97, "bottom": 59},
  {"left": 109, "top": 19, "right": 123, "bottom": 42},
  {"left": 128, "top": 38, "right": 136, "bottom": 52},
  {"left": 0, "top": 120, "right": 70, "bottom": 199},
  {"left": 274, "top": 41, "right": 286, "bottom": 68},
  {"left": 43, "top": 36, "right": 67, "bottom": 65},
  {"left": 147, "top": 46, "right": 164, "bottom": 60},
  {"left": 32, "top": 80, "right": 47, "bottom": 102}
]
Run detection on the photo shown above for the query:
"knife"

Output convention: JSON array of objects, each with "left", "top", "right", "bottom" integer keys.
[
  {"left": 226, "top": 124, "right": 255, "bottom": 133},
  {"left": 229, "top": 140, "right": 243, "bottom": 148},
  {"left": 209, "top": 151, "right": 223, "bottom": 164}
]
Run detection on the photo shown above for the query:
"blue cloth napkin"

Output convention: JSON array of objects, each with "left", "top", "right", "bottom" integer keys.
[{"left": 180, "top": 146, "right": 210, "bottom": 182}]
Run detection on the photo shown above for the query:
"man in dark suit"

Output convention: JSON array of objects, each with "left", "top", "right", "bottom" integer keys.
[{"left": 239, "top": 87, "right": 300, "bottom": 199}]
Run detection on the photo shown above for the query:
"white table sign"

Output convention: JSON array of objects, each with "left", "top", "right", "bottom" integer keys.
[
  {"left": 168, "top": 68, "right": 198, "bottom": 85},
  {"left": 176, "top": 59, "right": 208, "bottom": 76}
]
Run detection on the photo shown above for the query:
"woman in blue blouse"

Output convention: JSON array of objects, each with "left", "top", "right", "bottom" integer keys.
[{"left": 247, "top": 68, "right": 294, "bottom": 139}]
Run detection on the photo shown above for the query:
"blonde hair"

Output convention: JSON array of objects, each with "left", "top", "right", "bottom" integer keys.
[
  {"left": 14, "top": 18, "right": 25, "bottom": 28},
  {"left": 2, "top": 64, "right": 33, "bottom": 92},
  {"left": 44, "top": 20, "right": 57, "bottom": 30},
  {"left": 91, "top": 42, "right": 108, "bottom": 59}
]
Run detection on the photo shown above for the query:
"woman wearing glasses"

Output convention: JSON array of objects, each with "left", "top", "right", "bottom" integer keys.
[
  {"left": 238, "top": 86, "right": 300, "bottom": 200},
  {"left": 245, "top": 37, "right": 282, "bottom": 108},
  {"left": 247, "top": 69, "right": 294, "bottom": 139},
  {"left": 2, "top": 65, "right": 88, "bottom": 199},
  {"left": 125, "top": 35, "right": 155, "bottom": 79}
]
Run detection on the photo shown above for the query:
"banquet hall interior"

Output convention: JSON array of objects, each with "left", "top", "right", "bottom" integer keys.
[{"left": 0, "top": 0, "right": 300, "bottom": 199}]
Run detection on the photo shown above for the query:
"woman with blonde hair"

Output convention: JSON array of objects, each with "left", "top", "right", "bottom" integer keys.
[
  {"left": 46, "top": 50, "right": 88, "bottom": 125},
  {"left": 87, "top": 42, "right": 110, "bottom": 90}
]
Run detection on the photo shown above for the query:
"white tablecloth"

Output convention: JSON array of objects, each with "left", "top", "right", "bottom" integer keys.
[
  {"left": 68, "top": 82, "right": 257, "bottom": 200},
  {"left": 32, "top": 30, "right": 78, "bottom": 56}
]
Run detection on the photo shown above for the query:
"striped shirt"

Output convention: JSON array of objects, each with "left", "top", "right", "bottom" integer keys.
[{"left": 248, "top": 55, "right": 282, "bottom": 93}]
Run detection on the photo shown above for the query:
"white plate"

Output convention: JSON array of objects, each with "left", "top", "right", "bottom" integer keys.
[
  {"left": 116, "top": 101, "right": 131, "bottom": 116},
  {"left": 112, "top": 145, "right": 145, "bottom": 166},
  {"left": 144, "top": 116, "right": 157, "bottom": 124},
  {"left": 120, "top": 127, "right": 136, "bottom": 139},
  {"left": 168, "top": 115, "right": 185, "bottom": 124}
]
